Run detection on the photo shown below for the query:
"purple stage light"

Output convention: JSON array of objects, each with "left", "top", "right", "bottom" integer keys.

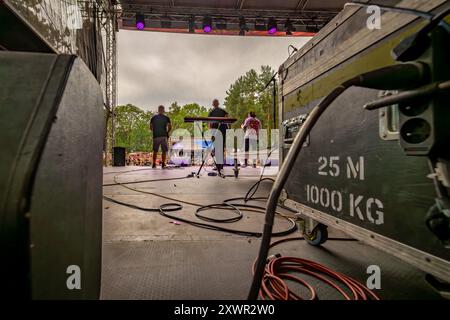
[
  {"left": 136, "top": 14, "right": 145, "bottom": 30},
  {"left": 202, "top": 16, "right": 212, "bottom": 33},
  {"left": 267, "top": 18, "right": 277, "bottom": 35},
  {"left": 136, "top": 22, "right": 145, "bottom": 30},
  {"left": 203, "top": 25, "right": 212, "bottom": 33}
]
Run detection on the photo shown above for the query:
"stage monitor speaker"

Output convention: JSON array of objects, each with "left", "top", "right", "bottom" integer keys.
[
  {"left": 0, "top": 51, "right": 104, "bottom": 299},
  {"left": 113, "top": 147, "right": 126, "bottom": 167}
]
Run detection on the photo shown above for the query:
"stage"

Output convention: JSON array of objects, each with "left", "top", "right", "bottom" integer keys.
[{"left": 101, "top": 166, "right": 442, "bottom": 300}]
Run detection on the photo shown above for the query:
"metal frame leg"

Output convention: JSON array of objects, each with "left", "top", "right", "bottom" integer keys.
[{"left": 194, "top": 122, "right": 223, "bottom": 178}]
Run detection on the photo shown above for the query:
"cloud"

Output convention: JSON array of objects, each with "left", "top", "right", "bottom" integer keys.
[{"left": 118, "top": 30, "right": 310, "bottom": 111}]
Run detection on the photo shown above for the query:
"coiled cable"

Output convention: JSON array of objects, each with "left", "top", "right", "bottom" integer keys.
[{"left": 256, "top": 237, "right": 380, "bottom": 300}]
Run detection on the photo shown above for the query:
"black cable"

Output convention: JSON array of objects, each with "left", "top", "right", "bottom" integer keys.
[
  {"left": 103, "top": 195, "right": 181, "bottom": 212},
  {"left": 413, "top": 5, "right": 450, "bottom": 33},
  {"left": 103, "top": 170, "right": 298, "bottom": 237},
  {"left": 247, "top": 62, "right": 430, "bottom": 300},
  {"left": 393, "top": 5, "right": 450, "bottom": 61},
  {"left": 103, "top": 175, "right": 190, "bottom": 187},
  {"left": 288, "top": 45, "right": 298, "bottom": 57},
  {"left": 244, "top": 177, "right": 274, "bottom": 201},
  {"left": 162, "top": 202, "right": 297, "bottom": 237},
  {"left": 162, "top": 206, "right": 296, "bottom": 238},
  {"left": 194, "top": 145, "right": 299, "bottom": 226},
  {"left": 195, "top": 203, "right": 243, "bottom": 223},
  {"left": 101, "top": 135, "right": 298, "bottom": 250},
  {"left": 103, "top": 194, "right": 297, "bottom": 238},
  {"left": 105, "top": 145, "right": 281, "bottom": 211},
  {"left": 241, "top": 146, "right": 277, "bottom": 201},
  {"left": 247, "top": 84, "right": 353, "bottom": 300}
]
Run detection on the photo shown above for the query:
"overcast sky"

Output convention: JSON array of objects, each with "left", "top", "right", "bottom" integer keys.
[{"left": 118, "top": 30, "right": 311, "bottom": 111}]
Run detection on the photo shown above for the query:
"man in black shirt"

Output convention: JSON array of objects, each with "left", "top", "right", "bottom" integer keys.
[
  {"left": 150, "top": 105, "right": 172, "bottom": 168},
  {"left": 208, "top": 99, "right": 228, "bottom": 172}
]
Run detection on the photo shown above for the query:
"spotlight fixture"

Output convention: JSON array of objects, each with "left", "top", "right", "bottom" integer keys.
[
  {"left": 203, "top": 16, "right": 212, "bottom": 33},
  {"left": 239, "top": 16, "right": 249, "bottom": 36},
  {"left": 285, "top": 19, "right": 296, "bottom": 35},
  {"left": 188, "top": 15, "right": 196, "bottom": 33},
  {"left": 267, "top": 18, "right": 277, "bottom": 34},
  {"left": 135, "top": 14, "right": 145, "bottom": 30}
]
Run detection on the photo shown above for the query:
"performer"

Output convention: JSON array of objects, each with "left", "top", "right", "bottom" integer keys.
[
  {"left": 241, "top": 111, "right": 261, "bottom": 168},
  {"left": 207, "top": 99, "right": 229, "bottom": 173},
  {"left": 150, "top": 105, "right": 172, "bottom": 169}
]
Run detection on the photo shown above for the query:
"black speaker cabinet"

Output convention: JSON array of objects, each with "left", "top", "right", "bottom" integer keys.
[
  {"left": 113, "top": 147, "right": 126, "bottom": 167},
  {"left": 0, "top": 52, "right": 104, "bottom": 299}
]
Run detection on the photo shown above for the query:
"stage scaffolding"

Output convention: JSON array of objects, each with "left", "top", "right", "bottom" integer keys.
[
  {"left": 3, "top": 0, "right": 119, "bottom": 159},
  {"left": 3, "top": 0, "right": 347, "bottom": 162}
]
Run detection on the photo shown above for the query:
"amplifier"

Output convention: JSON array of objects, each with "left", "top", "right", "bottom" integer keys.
[{"left": 277, "top": 1, "right": 450, "bottom": 287}]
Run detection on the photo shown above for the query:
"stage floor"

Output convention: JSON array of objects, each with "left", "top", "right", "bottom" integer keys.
[{"left": 101, "top": 165, "right": 442, "bottom": 300}]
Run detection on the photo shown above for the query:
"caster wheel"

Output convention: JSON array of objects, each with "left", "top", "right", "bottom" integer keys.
[{"left": 305, "top": 224, "right": 328, "bottom": 246}]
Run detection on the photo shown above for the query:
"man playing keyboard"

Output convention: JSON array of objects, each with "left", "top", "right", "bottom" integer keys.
[{"left": 207, "top": 99, "right": 229, "bottom": 173}]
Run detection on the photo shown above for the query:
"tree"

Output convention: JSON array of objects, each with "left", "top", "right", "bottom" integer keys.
[
  {"left": 112, "top": 104, "right": 153, "bottom": 152},
  {"left": 107, "top": 65, "right": 278, "bottom": 155},
  {"left": 167, "top": 102, "right": 209, "bottom": 133},
  {"left": 224, "top": 65, "right": 277, "bottom": 130},
  {"left": 108, "top": 102, "right": 209, "bottom": 153}
]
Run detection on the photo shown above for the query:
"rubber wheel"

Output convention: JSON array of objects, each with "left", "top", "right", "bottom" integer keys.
[{"left": 305, "top": 224, "right": 328, "bottom": 246}]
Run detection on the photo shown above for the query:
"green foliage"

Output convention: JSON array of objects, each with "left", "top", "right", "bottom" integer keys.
[
  {"left": 167, "top": 102, "right": 209, "bottom": 133},
  {"left": 111, "top": 102, "right": 209, "bottom": 152},
  {"left": 224, "top": 65, "right": 277, "bottom": 130},
  {"left": 110, "top": 65, "right": 276, "bottom": 153},
  {"left": 113, "top": 104, "right": 154, "bottom": 152}
]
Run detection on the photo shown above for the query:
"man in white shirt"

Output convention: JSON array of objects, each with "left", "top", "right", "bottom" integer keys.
[{"left": 241, "top": 111, "right": 262, "bottom": 168}]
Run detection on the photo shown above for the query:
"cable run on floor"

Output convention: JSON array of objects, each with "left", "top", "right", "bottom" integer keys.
[
  {"left": 255, "top": 237, "right": 380, "bottom": 300},
  {"left": 102, "top": 168, "right": 379, "bottom": 300},
  {"left": 103, "top": 170, "right": 298, "bottom": 238}
]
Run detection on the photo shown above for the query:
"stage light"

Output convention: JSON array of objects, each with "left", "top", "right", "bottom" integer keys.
[
  {"left": 203, "top": 16, "right": 212, "bottom": 33},
  {"left": 135, "top": 14, "right": 145, "bottom": 30},
  {"left": 188, "top": 15, "right": 196, "bottom": 33},
  {"left": 239, "top": 16, "right": 249, "bottom": 36},
  {"left": 285, "top": 19, "right": 296, "bottom": 35},
  {"left": 267, "top": 18, "right": 277, "bottom": 34}
]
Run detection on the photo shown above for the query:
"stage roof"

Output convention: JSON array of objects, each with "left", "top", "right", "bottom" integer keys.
[{"left": 118, "top": 0, "right": 349, "bottom": 36}]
